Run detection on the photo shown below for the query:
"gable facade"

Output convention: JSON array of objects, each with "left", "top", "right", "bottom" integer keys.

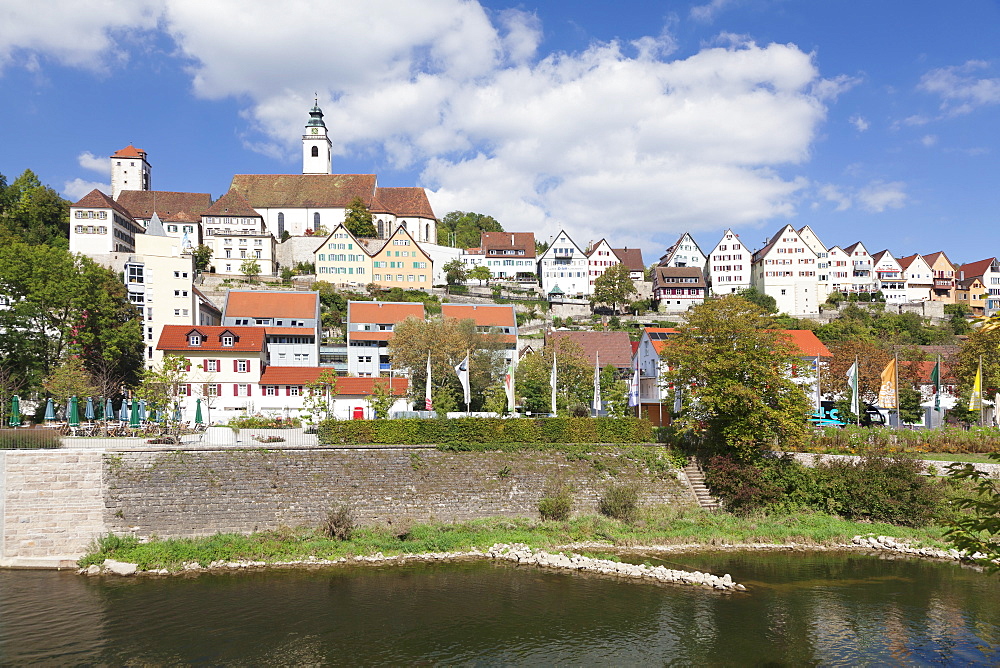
[
  {"left": 751, "top": 225, "right": 819, "bottom": 315},
  {"left": 537, "top": 229, "right": 589, "bottom": 296},
  {"left": 706, "top": 229, "right": 751, "bottom": 295}
]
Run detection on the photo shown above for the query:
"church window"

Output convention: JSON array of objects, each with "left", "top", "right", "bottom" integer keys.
[
  {"left": 313, "top": 212, "right": 320, "bottom": 230},
  {"left": 311, "top": 146, "right": 318, "bottom": 157},
  {"left": 277, "top": 213, "right": 285, "bottom": 236},
  {"left": 377, "top": 220, "right": 384, "bottom": 237}
]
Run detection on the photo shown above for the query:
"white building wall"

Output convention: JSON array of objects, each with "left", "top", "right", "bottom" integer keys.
[
  {"left": 538, "top": 231, "right": 589, "bottom": 296},
  {"left": 706, "top": 230, "right": 752, "bottom": 295}
]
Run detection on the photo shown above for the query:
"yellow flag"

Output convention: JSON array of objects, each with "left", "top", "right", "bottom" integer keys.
[
  {"left": 877, "top": 359, "right": 897, "bottom": 408},
  {"left": 970, "top": 362, "right": 982, "bottom": 411}
]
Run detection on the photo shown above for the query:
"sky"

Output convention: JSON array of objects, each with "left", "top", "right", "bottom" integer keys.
[{"left": 1, "top": 0, "right": 999, "bottom": 265}]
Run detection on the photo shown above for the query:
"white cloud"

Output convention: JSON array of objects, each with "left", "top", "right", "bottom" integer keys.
[
  {"left": 3, "top": 1, "right": 843, "bottom": 255},
  {"left": 921, "top": 134, "right": 937, "bottom": 147},
  {"left": 77, "top": 151, "right": 107, "bottom": 174},
  {"left": 818, "top": 184, "right": 852, "bottom": 211},
  {"left": 62, "top": 178, "right": 109, "bottom": 201},
  {"left": 690, "top": 0, "right": 735, "bottom": 23},
  {"left": 857, "top": 180, "right": 907, "bottom": 212},
  {"left": 849, "top": 115, "right": 869, "bottom": 132},
  {"left": 919, "top": 60, "right": 1000, "bottom": 115}
]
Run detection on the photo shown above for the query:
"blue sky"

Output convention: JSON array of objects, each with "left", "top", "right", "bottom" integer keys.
[{"left": 1, "top": 0, "right": 998, "bottom": 265}]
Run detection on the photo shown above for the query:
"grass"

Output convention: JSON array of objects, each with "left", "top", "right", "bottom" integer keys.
[
  {"left": 78, "top": 508, "right": 951, "bottom": 571},
  {"left": 910, "top": 452, "right": 998, "bottom": 464}
]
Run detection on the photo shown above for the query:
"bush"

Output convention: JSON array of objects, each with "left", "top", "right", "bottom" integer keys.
[
  {"left": 704, "top": 454, "right": 787, "bottom": 515},
  {"left": 229, "top": 415, "right": 301, "bottom": 429},
  {"left": 538, "top": 485, "right": 573, "bottom": 521},
  {"left": 322, "top": 505, "right": 354, "bottom": 540},
  {"left": 0, "top": 429, "right": 61, "bottom": 450},
  {"left": 598, "top": 483, "right": 640, "bottom": 522}
]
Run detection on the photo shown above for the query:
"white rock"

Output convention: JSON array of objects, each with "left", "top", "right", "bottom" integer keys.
[
  {"left": 86, "top": 564, "right": 101, "bottom": 576},
  {"left": 102, "top": 559, "right": 137, "bottom": 576}
]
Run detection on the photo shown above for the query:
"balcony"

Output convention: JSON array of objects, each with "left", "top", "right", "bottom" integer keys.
[
  {"left": 553, "top": 249, "right": 574, "bottom": 258},
  {"left": 379, "top": 363, "right": 392, "bottom": 371},
  {"left": 934, "top": 278, "right": 954, "bottom": 288}
]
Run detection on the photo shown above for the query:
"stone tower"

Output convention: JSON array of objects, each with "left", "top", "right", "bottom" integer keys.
[{"left": 110, "top": 144, "right": 151, "bottom": 200}]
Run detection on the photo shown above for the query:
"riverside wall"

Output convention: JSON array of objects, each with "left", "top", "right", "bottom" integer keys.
[{"left": 1, "top": 446, "right": 694, "bottom": 565}]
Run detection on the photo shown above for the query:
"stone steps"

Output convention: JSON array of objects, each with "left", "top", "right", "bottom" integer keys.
[{"left": 684, "top": 459, "right": 721, "bottom": 511}]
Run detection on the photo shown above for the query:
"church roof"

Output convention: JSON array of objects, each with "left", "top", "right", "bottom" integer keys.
[
  {"left": 204, "top": 189, "right": 261, "bottom": 218},
  {"left": 72, "top": 189, "right": 135, "bottom": 221},
  {"left": 372, "top": 187, "right": 436, "bottom": 219},
  {"left": 111, "top": 144, "right": 146, "bottom": 159},
  {"left": 229, "top": 174, "right": 378, "bottom": 209},
  {"left": 117, "top": 190, "right": 213, "bottom": 221}
]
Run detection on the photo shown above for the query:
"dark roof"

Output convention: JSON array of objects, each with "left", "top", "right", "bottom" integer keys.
[
  {"left": 72, "top": 189, "right": 135, "bottom": 221},
  {"left": 230, "top": 174, "right": 377, "bottom": 209},
  {"left": 373, "top": 187, "right": 436, "bottom": 219},
  {"left": 652, "top": 266, "right": 706, "bottom": 288},
  {"left": 204, "top": 189, "right": 261, "bottom": 218},
  {"left": 116, "top": 190, "right": 213, "bottom": 220},
  {"left": 547, "top": 330, "right": 634, "bottom": 369},
  {"left": 613, "top": 247, "right": 644, "bottom": 272},
  {"left": 481, "top": 232, "right": 536, "bottom": 258},
  {"left": 958, "top": 258, "right": 997, "bottom": 280}
]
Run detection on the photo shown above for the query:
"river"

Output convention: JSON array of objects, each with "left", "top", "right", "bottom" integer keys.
[{"left": 1, "top": 550, "right": 998, "bottom": 665}]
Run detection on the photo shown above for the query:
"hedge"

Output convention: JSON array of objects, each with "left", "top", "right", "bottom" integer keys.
[
  {"left": 0, "top": 429, "right": 61, "bottom": 450},
  {"left": 316, "top": 417, "right": 654, "bottom": 446}
]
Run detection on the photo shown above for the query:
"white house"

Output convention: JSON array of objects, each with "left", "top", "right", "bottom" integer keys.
[
  {"left": 842, "top": 242, "right": 876, "bottom": 294},
  {"left": 69, "top": 189, "right": 142, "bottom": 255},
  {"left": 537, "top": 229, "right": 589, "bottom": 297},
  {"left": 706, "top": 229, "right": 752, "bottom": 295},
  {"left": 871, "top": 250, "right": 908, "bottom": 303},
  {"left": 256, "top": 369, "right": 410, "bottom": 420},
  {"left": 202, "top": 189, "right": 277, "bottom": 277},
  {"left": 898, "top": 254, "right": 934, "bottom": 302},
  {"left": 658, "top": 233, "right": 707, "bottom": 269},
  {"left": 586, "top": 238, "right": 621, "bottom": 292},
  {"left": 110, "top": 144, "right": 151, "bottom": 200},
  {"left": 750, "top": 225, "right": 820, "bottom": 315},
  {"left": 346, "top": 301, "right": 425, "bottom": 377}
]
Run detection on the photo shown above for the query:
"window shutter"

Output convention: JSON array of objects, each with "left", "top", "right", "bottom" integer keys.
[
  {"left": 233, "top": 360, "right": 238, "bottom": 372},
  {"left": 234, "top": 384, "right": 239, "bottom": 395},
  {"left": 247, "top": 384, "right": 252, "bottom": 396},
  {"left": 185, "top": 360, "right": 191, "bottom": 372},
  {"left": 186, "top": 384, "right": 192, "bottom": 396},
  {"left": 286, "top": 386, "right": 291, "bottom": 396},
  {"left": 216, "top": 384, "right": 221, "bottom": 395}
]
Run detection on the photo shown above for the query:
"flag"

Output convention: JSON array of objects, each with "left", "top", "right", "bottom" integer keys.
[
  {"left": 550, "top": 353, "right": 558, "bottom": 415},
  {"left": 628, "top": 354, "right": 640, "bottom": 407},
  {"left": 455, "top": 353, "right": 470, "bottom": 406},
  {"left": 970, "top": 360, "right": 982, "bottom": 411},
  {"left": 424, "top": 352, "right": 432, "bottom": 411},
  {"left": 930, "top": 358, "right": 941, "bottom": 411},
  {"left": 592, "top": 351, "right": 602, "bottom": 414},
  {"left": 877, "top": 359, "right": 897, "bottom": 408},
  {"left": 846, "top": 360, "right": 859, "bottom": 417},
  {"left": 504, "top": 356, "right": 516, "bottom": 412}
]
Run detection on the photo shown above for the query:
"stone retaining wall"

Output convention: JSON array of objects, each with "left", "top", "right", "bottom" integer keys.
[{"left": 2, "top": 446, "right": 693, "bottom": 563}]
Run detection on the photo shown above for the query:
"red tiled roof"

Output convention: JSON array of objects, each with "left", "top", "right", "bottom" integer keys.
[
  {"left": 897, "top": 253, "right": 919, "bottom": 270},
  {"left": 613, "top": 248, "right": 645, "bottom": 272},
  {"left": 258, "top": 368, "right": 408, "bottom": 395},
  {"left": 116, "top": 190, "right": 213, "bottom": 220},
  {"left": 374, "top": 187, "right": 436, "bottom": 219},
  {"left": 112, "top": 144, "right": 146, "bottom": 158},
  {"left": 224, "top": 291, "right": 318, "bottom": 319},
  {"left": 156, "top": 326, "right": 265, "bottom": 352},
  {"left": 72, "top": 189, "right": 135, "bottom": 221},
  {"left": 481, "top": 231, "right": 536, "bottom": 258},
  {"left": 923, "top": 251, "right": 956, "bottom": 270},
  {"left": 204, "top": 189, "right": 260, "bottom": 218},
  {"left": 959, "top": 258, "right": 997, "bottom": 280},
  {"left": 548, "top": 330, "right": 634, "bottom": 368},
  {"left": 347, "top": 301, "right": 425, "bottom": 325},
  {"left": 441, "top": 304, "right": 516, "bottom": 327},
  {"left": 777, "top": 330, "right": 831, "bottom": 358},
  {"left": 230, "top": 174, "right": 377, "bottom": 209}
]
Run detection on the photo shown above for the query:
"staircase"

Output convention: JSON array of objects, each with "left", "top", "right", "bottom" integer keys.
[{"left": 684, "top": 458, "right": 721, "bottom": 511}]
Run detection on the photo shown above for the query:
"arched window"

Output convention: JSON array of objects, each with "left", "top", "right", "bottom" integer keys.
[
  {"left": 377, "top": 220, "right": 384, "bottom": 238},
  {"left": 277, "top": 212, "right": 285, "bottom": 236},
  {"left": 425, "top": 223, "right": 430, "bottom": 241},
  {"left": 311, "top": 146, "right": 319, "bottom": 157},
  {"left": 313, "top": 212, "right": 320, "bottom": 230}
]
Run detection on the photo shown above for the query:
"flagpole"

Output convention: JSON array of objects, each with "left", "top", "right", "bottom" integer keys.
[
  {"left": 894, "top": 351, "right": 899, "bottom": 428},
  {"left": 855, "top": 355, "right": 860, "bottom": 427},
  {"left": 465, "top": 349, "right": 471, "bottom": 415},
  {"left": 980, "top": 355, "right": 984, "bottom": 428}
]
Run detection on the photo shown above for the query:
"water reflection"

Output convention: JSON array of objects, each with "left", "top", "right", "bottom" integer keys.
[{"left": 0, "top": 552, "right": 998, "bottom": 665}]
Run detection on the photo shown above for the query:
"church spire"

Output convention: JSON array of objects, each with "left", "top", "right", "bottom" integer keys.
[{"left": 303, "top": 97, "right": 332, "bottom": 174}]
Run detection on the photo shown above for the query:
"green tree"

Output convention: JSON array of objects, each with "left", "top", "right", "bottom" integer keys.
[
  {"left": 945, "top": 451, "right": 1000, "bottom": 572},
  {"left": 469, "top": 264, "right": 491, "bottom": 286},
  {"left": 0, "top": 169, "right": 70, "bottom": 249},
  {"left": 662, "top": 295, "right": 812, "bottom": 459},
  {"left": 443, "top": 259, "right": 468, "bottom": 285},
  {"left": 953, "top": 324, "right": 1000, "bottom": 399},
  {"left": 436, "top": 211, "right": 503, "bottom": 248},
  {"left": 367, "top": 378, "right": 396, "bottom": 419},
  {"left": 134, "top": 354, "right": 188, "bottom": 438},
  {"left": 600, "top": 364, "right": 629, "bottom": 417},
  {"left": 241, "top": 258, "right": 262, "bottom": 283},
  {"left": 42, "top": 357, "right": 97, "bottom": 402},
  {"left": 821, "top": 339, "right": 891, "bottom": 405},
  {"left": 343, "top": 196, "right": 376, "bottom": 238},
  {"left": 515, "top": 338, "right": 591, "bottom": 415},
  {"left": 898, "top": 386, "right": 925, "bottom": 423},
  {"left": 192, "top": 244, "right": 213, "bottom": 272},
  {"left": 590, "top": 263, "right": 638, "bottom": 314},
  {"left": 304, "top": 369, "right": 339, "bottom": 424},
  {"left": 736, "top": 287, "right": 777, "bottom": 314}
]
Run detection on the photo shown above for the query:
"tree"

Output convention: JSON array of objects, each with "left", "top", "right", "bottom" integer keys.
[
  {"left": 343, "top": 196, "right": 376, "bottom": 238},
  {"left": 304, "top": 369, "right": 339, "bottom": 423},
  {"left": 736, "top": 287, "right": 777, "bottom": 314},
  {"left": 241, "top": 258, "right": 262, "bottom": 283},
  {"left": 0, "top": 169, "right": 70, "bottom": 249},
  {"left": 821, "top": 339, "right": 892, "bottom": 405},
  {"left": 945, "top": 451, "right": 1000, "bottom": 572},
  {"left": 42, "top": 357, "right": 97, "bottom": 401},
  {"left": 515, "top": 338, "right": 591, "bottom": 415},
  {"left": 469, "top": 264, "right": 491, "bottom": 286},
  {"left": 600, "top": 364, "right": 629, "bottom": 417},
  {"left": 192, "top": 244, "right": 213, "bottom": 272},
  {"left": 953, "top": 324, "right": 1000, "bottom": 401},
  {"left": 662, "top": 295, "right": 812, "bottom": 459},
  {"left": 436, "top": 211, "right": 503, "bottom": 248},
  {"left": 591, "top": 263, "right": 638, "bottom": 314},
  {"left": 443, "top": 259, "right": 468, "bottom": 285},
  {"left": 367, "top": 378, "right": 396, "bottom": 419},
  {"left": 388, "top": 316, "right": 507, "bottom": 413},
  {"left": 134, "top": 354, "right": 188, "bottom": 438}
]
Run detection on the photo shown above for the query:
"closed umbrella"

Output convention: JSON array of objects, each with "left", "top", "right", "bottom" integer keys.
[
  {"left": 194, "top": 398, "right": 204, "bottom": 426},
  {"left": 173, "top": 402, "right": 182, "bottom": 423},
  {"left": 105, "top": 398, "right": 114, "bottom": 421},
  {"left": 84, "top": 396, "right": 95, "bottom": 421},
  {"left": 138, "top": 399, "right": 147, "bottom": 422},
  {"left": 8, "top": 395, "right": 20, "bottom": 427},
  {"left": 129, "top": 399, "right": 141, "bottom": 428},
  {"left": 68, "top": 396, "right": 80, "bottom": 427},
  {"left": 119, "top": 399, "right": 129, "bottom": 422},
  {"left": 44, "top": 398, "right": 56, "bottom": 422}
]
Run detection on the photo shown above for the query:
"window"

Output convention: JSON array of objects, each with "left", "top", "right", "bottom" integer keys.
[
  {"left": 205, "top": 359, "right": 219, "bottom": 372},
  {"left": 205, "top": 384, "right": 219, "bottom": 397},
  {"left": 311, "top": 145, "right": 319, "bottom": 157},
  {"left": 222, "top": 335, "right": 234, "bottom": 347},
  {"left": 167, "top": 225, "right": 178, "bottom": 233},
  {"left": 236, "top": 359, "right": 249, "bottom": 373},
  {"left": 189, "top": 334, "right": 201, "bottom": 346},
  {"left": 289, "top": 386, "right": 300, "bottom": 396},
  {"left": 174, "top": 290, "right": 189, "bottom": 297},
  {"left": 277, "top": 212, "right": 285, "bottom": 236},
  {"left": 313, "top": 212, "right": 320, "bottom": 230},
  {"left": 265, "top": 386, "right": 277, "bottom": 396},
  {"left": 236, "top": 384, "right": 250, "bottom": 397}
]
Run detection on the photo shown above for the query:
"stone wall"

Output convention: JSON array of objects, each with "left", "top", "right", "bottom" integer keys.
[
  {"left": 0, "top": 450, "right": 105, "bottom": 567},
  {"left": 103, "top": 448, "right": 693, "bottom": 538},
  {"left": 1, "top": 446, "right": 694, "bottom": 562}
]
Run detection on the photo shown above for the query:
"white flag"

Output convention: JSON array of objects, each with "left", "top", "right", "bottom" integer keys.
[
  {"left": 455, "top": 352, "right": 471, "bottom": 406},
  {"left": 425, "top": 352, "right": 432, "bottom": 411},
  {"left": 504, "top": 357, "right": 516, "bottom": 412},
  {"left": 550, "top": 353, "right": 558, "bottom": 415},
  {"left": 846, "top": 360, "right": 859, "bottom": 417},
  {"left": 628, "top": 354, "right": 640, "bottom": 407},
  {"left": 592, "top": 351, "right": 602, "bottom": 414}
]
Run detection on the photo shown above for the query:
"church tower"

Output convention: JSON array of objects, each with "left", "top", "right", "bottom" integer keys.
[
  {"left": 302, "top": 100, "right": 332, "bottom": 175},
  {"left": 110, "top": 144, "right": 151, "bottom": 200}
]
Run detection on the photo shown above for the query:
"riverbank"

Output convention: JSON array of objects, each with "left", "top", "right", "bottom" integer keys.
[{"left": 78, "top": 508, "right": 961, "bottom": 575}]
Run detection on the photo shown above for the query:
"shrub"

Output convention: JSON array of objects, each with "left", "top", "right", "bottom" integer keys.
[
  {"left": 813, "top": 454, "right": 939, "bottom": 526},
  {"left": 229, "top": 415, "right": 301, "bottom": 429},
  {"left": 598, "top": 483, "right": 640, "bottom": 522},
  {"left": 704, "top": 454, "right": 786, "bottom": 515},
  {"left": 538, "top": 484, "right": 574, "bottom": 521},
  {"left": 322, "top": 505, "right": 354, "bottom": 540},
  {"left": 0, "top": 429, "right": 61, "bottom": 450}
]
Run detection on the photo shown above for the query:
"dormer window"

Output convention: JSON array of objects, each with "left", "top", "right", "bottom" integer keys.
[
  {"left": 189, "top": 334, "right": 202, "bottom": 346},
  {"left": 222, "top": 335, "right": 234, "bottom": 347}
]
